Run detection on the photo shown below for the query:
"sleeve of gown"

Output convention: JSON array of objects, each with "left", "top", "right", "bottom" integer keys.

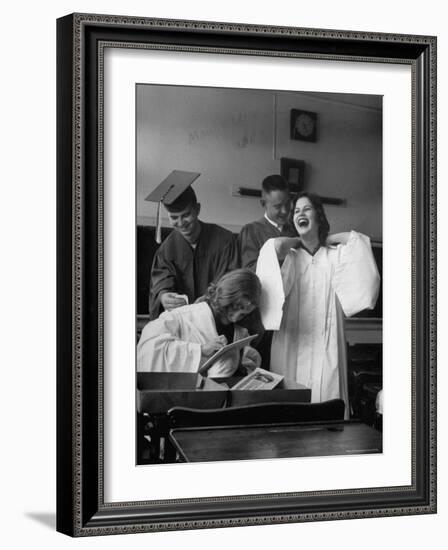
[
  {"left": 137, "top": 313, "right": 202, "bottom": 373},
  {"left": 148, "top": 250, "right": 178, "bottom": 320},
  {"left": 256, "top": 239, "right": 296, "bottom": 330},
  {"left": 332, "top": 231, "right": 381, "bottom": 317},
  {"left": 216, "top": 233, "right": 240, "bottom": 274},
  {"left": 238, "top": 225, "right": 260, "bottom": 271}
]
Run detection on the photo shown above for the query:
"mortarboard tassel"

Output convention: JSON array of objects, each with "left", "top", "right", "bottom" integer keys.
[{"left": 155, "top": 201, "right": 162, "bottom": 244}]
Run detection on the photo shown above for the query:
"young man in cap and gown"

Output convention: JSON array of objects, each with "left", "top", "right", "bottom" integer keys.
[{"left": 146, "top": 170, "right": 239, "bottom": 320}]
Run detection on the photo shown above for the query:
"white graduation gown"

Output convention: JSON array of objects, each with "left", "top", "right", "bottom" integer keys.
[
  {"left": 137, "top": 301, "right": 246, "bottom": 377},
  {"left": 256, "top": 231, "right": 380, "bottom": 408}
]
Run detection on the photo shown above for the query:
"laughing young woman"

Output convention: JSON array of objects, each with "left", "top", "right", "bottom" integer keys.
[{"left": 256, "top": 192, "right": 380, "bottom": 414}]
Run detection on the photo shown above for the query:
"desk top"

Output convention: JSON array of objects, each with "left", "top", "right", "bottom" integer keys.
[{"left": 170, "top": 421, "right": 382, "bottom": 462}]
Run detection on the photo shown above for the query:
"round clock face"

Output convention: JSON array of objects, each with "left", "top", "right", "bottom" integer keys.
[{"left": 295, "top": 113, "right": 315, "bottom": 137}]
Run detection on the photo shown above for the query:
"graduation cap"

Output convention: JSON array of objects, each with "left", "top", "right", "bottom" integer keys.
[{"left": 145, "top": 170, "right": 201, "bottom": 243}]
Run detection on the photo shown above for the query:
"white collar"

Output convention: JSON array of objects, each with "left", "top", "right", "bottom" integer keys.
[{"left": 264, "top": 213, "right": 282, "bottom": 231}]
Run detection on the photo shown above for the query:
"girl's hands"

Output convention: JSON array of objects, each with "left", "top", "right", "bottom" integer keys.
[
  {"left": 241, "top": 346, "right": 262, "bottom": 372},
  {"left": 201, "top": 335, "right": 227, "bottom": 357}
]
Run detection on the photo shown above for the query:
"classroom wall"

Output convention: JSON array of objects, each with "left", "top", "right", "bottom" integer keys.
[
  {"left": 275, "top": 92, "right": 382, "bottom": 239},
  {"left": 137, "top": 85, "right": 382, "bottom": 240}
]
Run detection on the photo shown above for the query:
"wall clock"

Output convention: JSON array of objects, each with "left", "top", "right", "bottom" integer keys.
[{"left": 290, "top": 109, "right": 318, "bottom": 142}]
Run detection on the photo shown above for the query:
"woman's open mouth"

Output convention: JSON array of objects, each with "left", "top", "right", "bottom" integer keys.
[{"left": 297, "top": 218, "right": 310, "bottom": 228}]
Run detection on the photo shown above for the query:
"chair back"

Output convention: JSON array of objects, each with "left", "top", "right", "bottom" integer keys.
[{"left": 168, "top": 399, "right": 345, "bottom": 429}]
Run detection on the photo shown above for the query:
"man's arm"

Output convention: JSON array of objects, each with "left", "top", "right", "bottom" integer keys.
[
  {"left": 238, "top": 225, "right": 261, "bottom": 271},
  {"left": 148, "top": 250, "right": 179, "bottom": 319},
  {"left": 214, "top": 232, "right": 240, "bottom": 277}
]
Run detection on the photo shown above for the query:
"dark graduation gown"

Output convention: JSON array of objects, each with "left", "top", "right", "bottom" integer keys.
[
  {"left": 238, "top": 217, "right": 297, "bottom": 271},
  {"left": 149, "top": 221, "right": 239, "bottom": 319}
]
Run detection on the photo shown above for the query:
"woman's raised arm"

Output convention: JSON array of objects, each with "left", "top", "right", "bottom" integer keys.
[
  {"left": 326, "top": 232, "right": 352, "bottom": 245},
  {"left": 274, "top": 237, "right": 301, "bottom": 260}
]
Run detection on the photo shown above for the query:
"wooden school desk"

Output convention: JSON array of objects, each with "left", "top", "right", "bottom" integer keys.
[
  {"left": 169, "top": 420, "right": 382, "bottom": 463},
  {"left": 136, "top": 372, "right": 311, "bottom": 463}
]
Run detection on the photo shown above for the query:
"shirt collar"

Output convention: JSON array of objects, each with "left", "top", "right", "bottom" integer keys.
[{"left": 264, "top": 213, "right": 283, "bottom": 231}]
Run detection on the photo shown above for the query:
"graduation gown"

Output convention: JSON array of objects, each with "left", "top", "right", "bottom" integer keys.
[
  {"left": 238, "top": 217, "right": 297, "bottom": 271},
  {"left": 149, "top": 222, "right": 239, "bottom": 319},
  {"left": 137, "top": 302, "right": 248, "bottom": 377},
  {"left": 238, "top": 217, "right": 297, "bottom": 368},
  {"left": 256, "top": 231, "right": 380, "bottom": 410}
]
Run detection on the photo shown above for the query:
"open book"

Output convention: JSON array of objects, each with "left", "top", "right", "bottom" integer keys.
[
  {"left": 231, "top": 367, "right": 284, "bottom": 391},
  {"left": 198, "top": 334, "right": 258, "bottom": 375}
]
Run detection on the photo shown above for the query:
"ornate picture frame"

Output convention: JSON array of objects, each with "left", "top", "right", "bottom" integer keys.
[
  {"left": 290, "top": 109, "right": 318, "bottom": 142},
  {"left": 280, "top": 157, "right": 306, "bottom": 194},
  {"left": 56, "top": 13, "right": 436, "bottom": 536}
]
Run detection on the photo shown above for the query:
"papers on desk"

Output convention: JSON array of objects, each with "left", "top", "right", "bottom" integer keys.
[
  {"left": 198, "top": 334, "right": 258, "bottom": 375},
  {"left": 231, "top": 368, "right": 284, "bottom": 391}
]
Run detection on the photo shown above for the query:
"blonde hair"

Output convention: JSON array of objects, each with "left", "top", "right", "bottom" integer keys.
[{"left": 203, "top": 269, "right": 261, "bottom": 319}]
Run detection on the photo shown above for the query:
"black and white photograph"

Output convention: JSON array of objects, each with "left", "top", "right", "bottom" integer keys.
[
  {"left": 51, "top": 8, "right": 437, "bottom": 540},
  {"left": 2, "top": 0, "right": 444, "bottom": 546},
  {"left": 135, "top": 84, "right": 383, "bottom": 465}
]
